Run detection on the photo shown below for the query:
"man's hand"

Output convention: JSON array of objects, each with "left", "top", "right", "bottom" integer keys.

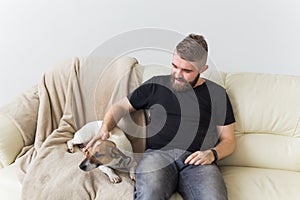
[
  {"left": 83, "top": 127, "right": 109, "bottom": 155},
  {"left": 82, "top": 97, "right": 136, "bottom": 156},
  {"left": 184, "top": 150, "right": 215, "bottom": 165}
]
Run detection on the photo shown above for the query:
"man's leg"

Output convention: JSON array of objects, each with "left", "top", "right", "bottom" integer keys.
[
  {"left": 177, "top": 163, "right": 227, "bottom": 200},
  {"left": 134, "top": 149, "right": 178, "bottom": 200}
]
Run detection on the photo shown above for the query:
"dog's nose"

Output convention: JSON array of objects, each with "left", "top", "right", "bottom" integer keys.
[{"left": 79, "top": 163, "right": 87, "bottom": 171}]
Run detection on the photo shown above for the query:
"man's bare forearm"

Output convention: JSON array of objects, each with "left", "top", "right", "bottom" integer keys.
[
  {"left": 102, "top": 97, "right": 136, "bottom": 132},
  {"left": 214, "top": 124, "right": 236, "bottom": 160}
]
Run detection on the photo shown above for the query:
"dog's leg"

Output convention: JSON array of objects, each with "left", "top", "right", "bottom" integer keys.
[
  {"left": 67, "top": 139, "right": 75, "bottom": 153},
  {"left": 67, "top": 136, "right": 86, "bottom": 153},
  {"left": 98, "top": 166, "right": 122, "bottom": 183},
  {"left": 129, "top": 161, "right": 137, "bottom": 181}
]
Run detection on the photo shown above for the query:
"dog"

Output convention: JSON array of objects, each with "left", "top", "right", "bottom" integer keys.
[{"left": 67, "top": 120, "right": 137, "bottom": 183}]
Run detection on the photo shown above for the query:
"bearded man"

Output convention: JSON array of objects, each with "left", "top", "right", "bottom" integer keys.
[{"left": 85, "top": 34, "right": 236, "bottom": 200}]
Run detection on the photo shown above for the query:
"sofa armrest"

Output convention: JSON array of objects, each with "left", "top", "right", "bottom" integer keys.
[{"left": 0, "top": 115, "right": 24, "bottom": 168}]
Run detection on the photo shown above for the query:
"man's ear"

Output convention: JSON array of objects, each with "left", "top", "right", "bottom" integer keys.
[{"left": 200, "top": 65, "right": 208, "bottom": 73}]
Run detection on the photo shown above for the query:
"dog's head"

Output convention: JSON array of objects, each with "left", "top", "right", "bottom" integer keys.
[{"left": 79, "top": 140, "right": 131, "bottom": 171}]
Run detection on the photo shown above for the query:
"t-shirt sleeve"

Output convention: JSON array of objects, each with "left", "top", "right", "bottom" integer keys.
[
  {"left": 127, "top": 80, "right": 154, "bottom": 110},
  {"left": 213, "top": 90, "right": 236, "bottom": 126},
  {"left": 222, "top": 93, "right": 235, "bottom": 125}
]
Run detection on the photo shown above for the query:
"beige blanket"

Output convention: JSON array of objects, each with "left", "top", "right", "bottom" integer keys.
[{"left": 1, "top": 57, "right": 146, "bottom": 199}]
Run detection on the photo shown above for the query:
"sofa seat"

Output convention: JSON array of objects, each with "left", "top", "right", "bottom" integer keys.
[{"left": 221, "top": 166, "right": 300, "bottom": 200}]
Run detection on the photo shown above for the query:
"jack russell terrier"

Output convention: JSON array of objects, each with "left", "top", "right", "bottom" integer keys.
[{"left": 67, "top": 120, "right": 137, "bottom": 183}]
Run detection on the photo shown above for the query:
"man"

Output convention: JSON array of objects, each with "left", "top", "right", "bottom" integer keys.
[{"left": 84, "top": 34, "right": 236, "bottom": 200}]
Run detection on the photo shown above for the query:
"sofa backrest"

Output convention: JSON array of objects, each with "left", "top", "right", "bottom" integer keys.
[{"left": 218, "top": 72, "right": 300, "bottom": 171}]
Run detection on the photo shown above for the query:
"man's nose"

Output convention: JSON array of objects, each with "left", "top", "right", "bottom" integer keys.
[{"left": 175, "top": 69, "right": 183, "bottom": 78}]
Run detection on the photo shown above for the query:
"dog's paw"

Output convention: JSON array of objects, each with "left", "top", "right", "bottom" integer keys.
[
  {"left": 67, "top": 148, "right": 74, "bottom": 153},
  {"left": 110, "top": 175, "right": 122, "bottom": 184}
]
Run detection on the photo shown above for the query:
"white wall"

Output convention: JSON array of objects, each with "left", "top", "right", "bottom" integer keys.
[{"left": 0, "top": 0, "right": 300, "bottom": 105}]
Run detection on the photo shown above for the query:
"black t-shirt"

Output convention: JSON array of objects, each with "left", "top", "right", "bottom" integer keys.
[{"left": 127, "top": 75, "right": 235, "bottom": 152}]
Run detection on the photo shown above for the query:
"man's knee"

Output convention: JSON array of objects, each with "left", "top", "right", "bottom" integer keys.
[
  {"left": 134, "top": 171, "right": 176, "bottom": 200},
  {"left": 134, "top": 150, "right": 178, "bottom": 200},
  {"left": 178, "top": 164, "right": 227, "bottom": 200}
]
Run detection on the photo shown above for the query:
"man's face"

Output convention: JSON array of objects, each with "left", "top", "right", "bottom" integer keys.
[{"left": 171, "top": 53, "right": 200, "bottom": 92}]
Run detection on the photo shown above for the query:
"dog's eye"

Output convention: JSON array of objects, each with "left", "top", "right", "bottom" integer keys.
[{"left": 94, "top": 152, "right": 105, "bottom": 158}]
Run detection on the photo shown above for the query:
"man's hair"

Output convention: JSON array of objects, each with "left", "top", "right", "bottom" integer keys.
[{"left": 175, "top": 34, "right": 208, "bottom": 68}]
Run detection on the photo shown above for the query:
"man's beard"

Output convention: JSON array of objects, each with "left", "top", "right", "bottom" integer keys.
[{"left": 170, "top": 73, "right": 200, "bottom": 92}]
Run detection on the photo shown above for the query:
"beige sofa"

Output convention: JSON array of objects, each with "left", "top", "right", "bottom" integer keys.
[{"left": 1, "top": 60, "right": 300, "bottom": 200}]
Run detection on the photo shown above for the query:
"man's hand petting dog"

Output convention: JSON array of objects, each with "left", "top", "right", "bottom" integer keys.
[
  {"left": 83, "top": 128, "right": 110, "bottom": 155},
  {"left": 184, "top": 150, "right": 215, "bottom": 165}
]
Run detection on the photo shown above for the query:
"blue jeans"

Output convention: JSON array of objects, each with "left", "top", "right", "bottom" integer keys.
[{"left": 134, "top": 149, "right": 227, "bottom": 200}]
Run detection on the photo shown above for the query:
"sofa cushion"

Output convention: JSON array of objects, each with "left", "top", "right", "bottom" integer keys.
[
  {"left": 219, "top": 133, "right": 300, "bottom": 171},
  {"left": 221, "top": 166, "right": 300, "bottom": 200},
  {"left": 0, "top": 115, "right": 24, "bottom": 168},
  {"left": 224, "top": 73, "right": 300, "bottom": 136}
]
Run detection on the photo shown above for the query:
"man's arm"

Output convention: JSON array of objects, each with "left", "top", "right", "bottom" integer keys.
[
  {"left": 214, "top": 123, "right": 236, "bottom": 160},
  {"left": 184, "top": 123, "right": 236, "bottom": 165},
  {"left": 83, "top": 97, "right": 136, "bottom": 153},
  {"left": 100, "top": 97, "right": 136, "bottom": 136}
]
